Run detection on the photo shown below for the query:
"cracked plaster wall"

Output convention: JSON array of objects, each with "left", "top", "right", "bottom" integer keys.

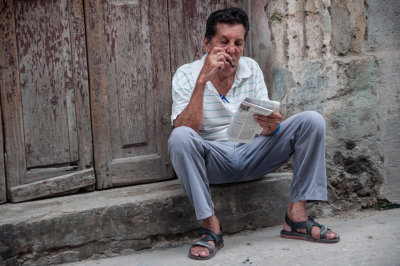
[{"left": 250, "top": 0, "right": 400, "bottom": 213}]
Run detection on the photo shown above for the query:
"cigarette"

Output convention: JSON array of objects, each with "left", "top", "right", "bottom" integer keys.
[{"left": 227, "top": 58, "right": 235, "bottom": 68}]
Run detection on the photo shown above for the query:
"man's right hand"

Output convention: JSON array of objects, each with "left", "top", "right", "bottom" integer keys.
[
  {"left": 174, "top": 48, "right": 234, "bottom": 131},
  {"left": 198, "top": 48, "right": 234, "bottom": 83}
]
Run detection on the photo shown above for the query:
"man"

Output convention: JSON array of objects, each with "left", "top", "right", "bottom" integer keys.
[{"left": 168, "top": 7, "right": 339, "bottom": 260}]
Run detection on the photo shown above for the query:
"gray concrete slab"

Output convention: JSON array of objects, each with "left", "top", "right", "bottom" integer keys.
[
  {"left": 0, "top": 173, "right": 292, "bottom": 265},
  {"left": 64, "top": 208, "right": 400, "bottom": 266}
]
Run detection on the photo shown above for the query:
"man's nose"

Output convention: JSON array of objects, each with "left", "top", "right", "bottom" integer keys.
[{"left": 225, "top": 44, "right": 236, "bottom": 54}]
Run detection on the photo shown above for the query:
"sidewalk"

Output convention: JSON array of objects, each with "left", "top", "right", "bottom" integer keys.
[{"left": 64, "top": 208, "right": 400, "bottom": 266}]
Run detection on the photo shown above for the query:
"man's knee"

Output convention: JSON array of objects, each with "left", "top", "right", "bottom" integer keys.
[
  {"left": 168, "top": 126, "right": 198, "bottom": 154},
  {"left": 297, "top": 111, "right": 326, "bottom": 134}
]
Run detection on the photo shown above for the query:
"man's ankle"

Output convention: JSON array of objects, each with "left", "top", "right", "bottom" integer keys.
[
  {"left": 287, "top": 201, "right": 308, "bottom": 222},
  {"left": 202, "top": 215, "right": 220, "bottom": 233}
]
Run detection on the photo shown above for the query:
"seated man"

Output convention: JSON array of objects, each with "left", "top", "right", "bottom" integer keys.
[{"left": 168, "top": 7, "right": 339, "bottom": 261}]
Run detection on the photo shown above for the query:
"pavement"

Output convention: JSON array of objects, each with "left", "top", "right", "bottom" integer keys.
[{"left": 64, "top": 208, "right": 400, "bottom": 266}]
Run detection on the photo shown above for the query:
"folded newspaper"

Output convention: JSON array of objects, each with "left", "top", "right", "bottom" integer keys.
[{"left": 227, "top": 97, "right": 280, "bottom": 143}]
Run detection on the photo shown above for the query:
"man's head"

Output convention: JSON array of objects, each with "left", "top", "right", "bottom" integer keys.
[
  {"left": 205, "top": 7, "right": 249, "bottom": 42},
  {"left": 203, "top": 8, "right": 249, "bottom": 72}
]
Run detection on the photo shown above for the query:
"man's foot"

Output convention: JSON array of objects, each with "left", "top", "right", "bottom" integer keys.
[
  {"left": 281, "top": 201, "right": 339, "bottom": 243},
  {"left": 189, "top": 215, "right": 223, "bottom": 259}
]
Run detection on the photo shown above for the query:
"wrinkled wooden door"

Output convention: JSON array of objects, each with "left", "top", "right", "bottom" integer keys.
[
  {"left": 85, "top": 0, "right": 174, "bottom": 188},
  {"left": 0, "top": 0, "right": 94, "bottom": 203}
]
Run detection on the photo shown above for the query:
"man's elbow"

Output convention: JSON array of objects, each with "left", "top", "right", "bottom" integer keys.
[{"left": 173, "top": 118, "right": 200, "bottom": 133}]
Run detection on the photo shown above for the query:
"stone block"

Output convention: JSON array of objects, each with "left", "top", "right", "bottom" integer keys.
[
  {"left": 331, "top": 3, "right": 352, "bottom": 54},
  {"left": 366, "top": 0, "right": 400, "bottom": 50},
  {"left": 0, "top": 173, "right": 292, "bottom": 265},
  {"left": 331, "top": 0, "right": 367, "bottom": 54}
]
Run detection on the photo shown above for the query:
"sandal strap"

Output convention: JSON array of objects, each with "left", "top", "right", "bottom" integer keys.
[
  {"left": 285, "top": 214, "right": 308, "bottom": 233},
  {"left": 306, "top": 216, "right": 318, "bottom": 236},
  {"left": 306, "top": 217, "right": 331, "bottom": 239},
  {"left": 198, "top": 227, "right": 224, "bottom": 246},
  {"left": 320, "top": 225, "right": 329, "bottom": 239},
  {"left": 285, "top": 214, "right": 331, "bottom": 239},
  {"left": 191, "top": 240, "right": 214, "bottom": 253}
]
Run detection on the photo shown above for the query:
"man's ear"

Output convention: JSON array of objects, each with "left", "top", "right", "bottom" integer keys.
[{"left": 203, "top": 37, "right": 211, "bottom": 53}]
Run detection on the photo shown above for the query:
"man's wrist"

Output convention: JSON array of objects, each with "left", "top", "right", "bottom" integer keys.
[
  {"left": 270, "top": 122, "right": 281, "bottom": 135},
  {"left": 196, "top": 77, "right": 208, "bottom": 88}
]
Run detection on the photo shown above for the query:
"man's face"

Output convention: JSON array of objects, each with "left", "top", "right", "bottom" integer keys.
[{"left": 204, "top": 23, "right": 245, "bottom": 71}]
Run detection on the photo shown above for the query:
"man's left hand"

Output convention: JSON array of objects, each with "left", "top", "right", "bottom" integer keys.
[{"left": 254, "top": 112, "right": 282, "bottom": 136}]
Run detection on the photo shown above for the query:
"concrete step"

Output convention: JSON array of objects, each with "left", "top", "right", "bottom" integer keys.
[{"left": 0, "top": 173, "right": 292, "bottom": 265}]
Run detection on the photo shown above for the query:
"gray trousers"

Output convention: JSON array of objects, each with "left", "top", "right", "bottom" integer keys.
[{"left": 168, "top": 111, "right": 327, "bottom": 220}]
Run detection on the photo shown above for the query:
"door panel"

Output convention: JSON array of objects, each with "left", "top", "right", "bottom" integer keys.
[
  {"left": 0, "top": 0, "right": 94, "bottom": 203},
  {"left": 110, "top": 154, "right": 164, "bottom": 185},
  {"left": 85, "top": 0, "right": 174, "bottom": 188},
  {"left": 15, "top": 0, "right": 76, "bottom": 168},
  {"left": 103, "top": 0, "right": 156, "bottom": 157}
]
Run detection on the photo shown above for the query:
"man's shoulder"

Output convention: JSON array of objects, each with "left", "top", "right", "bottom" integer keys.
[
  {"left": 176, "top": 57, "right": 204, "bottom": 74},
  {"left": 173, "top": 62, "right": 195, "bottom": 85},
  {"left": 175, "top": 62, "right": 193, "bottom": 75},
  {"left": 174, "top": 56, "right": 205, "bottom": 83}
]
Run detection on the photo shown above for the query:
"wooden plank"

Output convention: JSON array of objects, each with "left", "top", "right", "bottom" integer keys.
[
  {"left": 69, "top": 0, "right": 93, "bottom": 170},
  {"left": 111, "top": 154, "right": 167, "bottom": 186},
  {"left": 103, "top": 0, "right": 151, "bottom": 150},
  {"left": 8, "top": 169, "right": 95, "bottom": 203},
  {"left": 66, "top": 88, "right": 79, "bottom": 163},
  {"left": 0, "top": 0, "right": 26, "bottom": 187},
  {"left": 149, "top": 0, "right": 174, "bottom": 178},
  {"left": 26, "top": 165, "right": 80, "bottom": 183},
  {"left": 84, "top": 0, "right": 113, "bottom": 189},
  {"left": 14, "top": 0, "right": 74, "bottom": 168},
  {"left": 0, "top": 103, "right": 6, "bottom": 204}
]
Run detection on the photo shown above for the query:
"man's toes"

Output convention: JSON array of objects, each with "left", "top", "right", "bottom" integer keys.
[
  {"left": 190, "top": 247, "right": 198, "bottom": 256},
  {"left": 199, "top": 250, "right": 209, "bottom": 257},
  {"left": 191, "top": 247, "right": 209, "bottom": 257},
  {"left": 191, "top": 247, "right": 201, "bottom": 256},
  {"left": 198, "top": 247, "right": 209, "bottom": 257},
  {"left": 311, "top": 227, "right": 338, "bottom": 240},
  {"left": 327, "top": 230, "right": 338, "bottom": 239}
]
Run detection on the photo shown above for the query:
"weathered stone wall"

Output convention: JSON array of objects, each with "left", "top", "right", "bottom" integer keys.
[{"left": 251, "top": 0, "right": 399, "bottom": 213}]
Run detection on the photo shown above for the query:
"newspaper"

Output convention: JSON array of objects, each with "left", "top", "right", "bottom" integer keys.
[{"left": 227, "top": 97, "right": 280, "bottom": 143}]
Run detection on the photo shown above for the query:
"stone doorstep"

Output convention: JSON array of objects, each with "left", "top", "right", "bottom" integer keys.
[{"left": 0, "top": 173, "right": 292, "bottom": 265}]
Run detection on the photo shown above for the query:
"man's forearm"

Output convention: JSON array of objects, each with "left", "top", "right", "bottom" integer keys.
[
  {"left": 174, "top": 48, "right": 226, "bottom": 131},
  {"left": 173, "top": 79, "right": 207, "bottom": 132}
]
